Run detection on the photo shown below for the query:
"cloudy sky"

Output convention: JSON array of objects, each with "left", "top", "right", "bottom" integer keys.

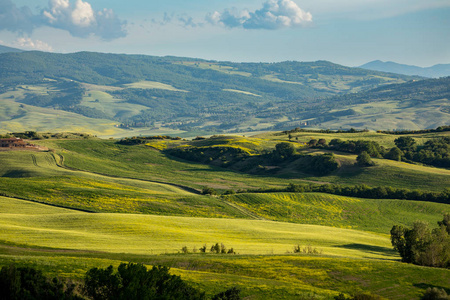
[{"left": 1, "top": 0, "right": 449, "bottom": 66}]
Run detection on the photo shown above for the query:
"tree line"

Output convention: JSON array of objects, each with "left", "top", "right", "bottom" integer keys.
[
  {"left": 311, "top": 135, "right": 449, "bottom": 169},
  {"left": 241, "top": 183, "right": 450, "bottom": 204},
  {"left": 0, "top": 263, "right": 241, "bottom": 300}
]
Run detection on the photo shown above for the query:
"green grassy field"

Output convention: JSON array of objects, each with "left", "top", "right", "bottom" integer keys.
[
  {"left": 34, "top": 137, "right": 450, "bottom": 192},
  {"left": 226, "top": 193, "right": 448, "bottom": 233},
  {"left": 1, "top": 132, "right": 449, "bottom": 299},
  {"left": 0, "top": 151, "right": 252, "bottom": 217},
  {"left": 1, "top": 196, "right": 449, "bottom": 299},
  {"left": 0, "top": 197, "right": 393, "bottom": 258}
]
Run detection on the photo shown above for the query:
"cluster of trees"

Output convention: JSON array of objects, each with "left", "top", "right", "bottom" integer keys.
[
  {"left": 378, "top": 125, "right": 450, "bottom": 135},
  {"left": 0, "top": 263, "right": 241, "bottom": 300},
  {"left": 117, "top": 135, "right": 182, "bottom": 145},
  {"left": 310, "top": 135, "right": 449, "bottom": 169},
  {"left": 300, "top": 153, "right": 339, "bottom": 175},
  {"left": 400, "top": 137, "right": 450, "bottom": 168},
  {"left": 252, "top": 183, "right": 450, "bottom": 204},
  {"left": 292, "top": 245, "right": 322, "bottom": 254},
  {"left": 181, "top": 243, "right": 236, "bottom": 254},
  {"left": 280, "top": 127, "right": 369, "bottom": 136},
  {"left": 167, "top": 145, "right": 250, "bottom": 167},
  {"left": 20, "top": 81, "right": 86, "bottom": 114},
  {"left": 390, "top": 214, "right": 450, "bottom": 268},
  {"left": 0, "top": 264, "right": 82, "bottom": 300},
  {"left": 326, "top": 139, "right": 385, "bottom": 157},
  {"left": 167, "top": 142, "right": 339, "bottom": 176},
  {"left": 5, "top": 132, "right": 95, "bottom": 140}
]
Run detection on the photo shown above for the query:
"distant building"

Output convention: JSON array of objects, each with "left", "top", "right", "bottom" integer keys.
[{"left": 0, "top": 138, "right": 27, "bottom": 148}]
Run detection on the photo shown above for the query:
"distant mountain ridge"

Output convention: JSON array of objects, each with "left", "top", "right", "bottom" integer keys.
[
  {"left": 360, "top": 60, "right": 450, "bottom": 78},
  {"left": 0, "top": 45, "right": 23, "bottom": 54}
]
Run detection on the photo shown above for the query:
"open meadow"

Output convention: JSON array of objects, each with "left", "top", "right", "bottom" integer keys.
[{"left": 0, "top": 130, "right": 449, "bottom": 299}]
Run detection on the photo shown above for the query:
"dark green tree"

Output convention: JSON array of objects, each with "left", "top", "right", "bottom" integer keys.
[
  {"left": 385, "top": 147, "right": 403, "bottom": 161},
  {"left": 394, "top": 136, "right": 416, "bottom": 151},
  {"left": 356, "top": 151, "right": 374, "bottom": 167},
  {"left": 272, "top": 142, "right": 295, "bottom": 162}
]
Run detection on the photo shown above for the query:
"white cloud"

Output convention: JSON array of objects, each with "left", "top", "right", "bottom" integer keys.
[
  {"left": 71, "top": 0, "right": 95, "bottom": 27},
  {"left": 207, "top": 0, "right": 312, "bottom": 30},
  {"left": 0, "top": 0, "right": 126, "bottom": 40},
  {"left": 13, "top": 38, "right": 54, "bottom": 52},
  {"left": 42, "top": 0, "right": 126, "bottom": 39}
]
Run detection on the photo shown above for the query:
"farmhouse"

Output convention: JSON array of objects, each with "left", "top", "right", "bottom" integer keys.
[{"left": 0, "top": 138, "right": 27, "bottom": 148}]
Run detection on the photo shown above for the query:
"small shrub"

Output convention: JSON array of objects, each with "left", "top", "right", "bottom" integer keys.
[
  {"left": 421, "top": 287, "right": 450, "bottom": 300},
  {"left": 202, "top": 187, "right": 217, "bottom": 195},
  {"left": 212, "top": 287, "right": 241, "bottom": 300}
]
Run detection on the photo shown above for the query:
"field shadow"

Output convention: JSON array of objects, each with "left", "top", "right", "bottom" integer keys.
[
  {"left": 334, "top": 243, "right": 397, "bottom": 257},
  {"left": 1, "top": 170, "right": 36, "bottom": 178}
]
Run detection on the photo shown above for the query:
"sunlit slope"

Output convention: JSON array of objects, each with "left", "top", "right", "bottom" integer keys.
[
  {"left": 0, "top": 98, "right": 125, "bottom": 136},
  {"left": 44, "top": 138, "right": 450, "bottom": 192},
  {"left": 226, "top": 193, "right": 449, "bottom": 233},
  {"left": 1, "top": 197, "right": 449, "bottom": 299},
  {"left": 0, "top": 151, "right": 247, "bottom": 217},
  {"left": 0, "top": 197, "right": 394, "bottom": 259},
  {"left": 39, "top": 139, "right": 292, "bottom": 190}
]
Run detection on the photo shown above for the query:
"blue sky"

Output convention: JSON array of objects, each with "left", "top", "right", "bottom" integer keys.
[{"left": 1, "top": 0, "right": 449, "bottom": 67}]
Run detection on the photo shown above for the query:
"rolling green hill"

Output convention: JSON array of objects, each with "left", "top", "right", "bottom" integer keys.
[
  {"left": 0, "top": 130, "right": 449, "bottom": 299},
  {"left": 2, "top": 51, "right": 440, "bottom": 137}
]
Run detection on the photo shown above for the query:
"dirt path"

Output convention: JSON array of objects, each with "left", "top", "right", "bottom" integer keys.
[{"left": 223, "top": 200, "right": 267, "bottom": 220}]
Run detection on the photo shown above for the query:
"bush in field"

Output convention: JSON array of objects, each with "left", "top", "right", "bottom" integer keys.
[
  {"left": 356, "top": 151, "right": 375, "bottom": 167},
  {"left": 384, "top": 147, "right": 403, "bottom": 161},
  {"left": 202, "top": 187, "right": 217, "bottom": 195},
  {"left": 421, "top": 287, "right": 450, "bottom": 300},
  {"left": 212, "top": 287, "right": 241, "bottom": 300}
]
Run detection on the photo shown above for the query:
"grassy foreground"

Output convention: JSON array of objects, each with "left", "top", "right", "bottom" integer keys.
[
  {"left": 0, "top": 133, "right": 449, "bottom": 299},
  {"left": 1, "top": 196, "right": 449, "bottom": 299}
]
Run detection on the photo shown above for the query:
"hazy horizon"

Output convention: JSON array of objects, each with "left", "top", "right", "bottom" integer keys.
[{"left": 1, "top": 0, "right": 449, "bottom": 67}]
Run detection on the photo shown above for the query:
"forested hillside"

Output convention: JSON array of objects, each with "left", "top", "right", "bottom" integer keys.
[{"left": 2, "top": 51, "right": 440, "bottom": 137}]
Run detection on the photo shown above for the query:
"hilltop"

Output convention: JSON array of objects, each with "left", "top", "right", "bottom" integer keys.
[{"left": 360, "top": 60, "right": 450, "bottom": 78}]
